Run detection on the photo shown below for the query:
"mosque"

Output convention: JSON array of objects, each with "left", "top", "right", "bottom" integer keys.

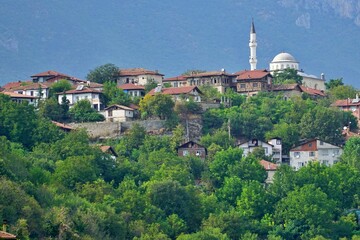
[{"left": 249, "top": 21, "right": 326, "bottom": 91}]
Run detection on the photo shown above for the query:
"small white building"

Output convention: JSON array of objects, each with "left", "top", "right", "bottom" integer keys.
[
  {"left": 290, "top": 139, "right": 342, "bottom": 170},
  {"left": 102, "top": 104, "right": 134, "bottom": 122},
  {"left": 57, "top": 86, "right": 103, "bottom": 111}
]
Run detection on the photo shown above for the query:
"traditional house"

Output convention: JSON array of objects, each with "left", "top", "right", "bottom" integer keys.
[
  {"left": 185, "top": 70, "right": 234, "bottom": 94},
  {"left": 1, "top": 91, "right": 38, "bottom": 105},
  {"left": 2, "top": 82, "right": 50, "bottom": 99},
  {"left": 234, "top": 69, "right": 272, "bottom": 96},
  {"left": 162, "top": 75, "right": 188, "bottom": 88},
  {"left": 289, "top": 139, "right": 342, "bottom": 170},
  {"left": 237, "top": 139, "right": 274, "bottom": 157},
  {"left": 148, "top": 86, "right": 202, "bottom": 102},
  {"left": 57, "top": 86, "right": 103, "bottom": 111},
  {"left": 271, "top": 84, "right": 303, "bottom": 100},
  {"left": 31, "top": 70, "right": 85, "bottom": 85},
  {"left": 102, "top": 104, "right": 134, "bottom": 122},
  {"left": 118, "top": 83, "right": 145, "bottom": 98},
  {"left": 260, "top": 160, "right": 278, "bottom": 183},
  {"left": 176, "top": 140, "right": 207, "bottom": 159},
  {"left": 118, "top": 68, "right": 164, "bottom": 85}
]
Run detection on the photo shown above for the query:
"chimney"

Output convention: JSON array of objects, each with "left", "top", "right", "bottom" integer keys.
[
  {"left": 3, "top": 219, "right": 7, "bottom": 232},
  {"left": 320, "top": 73, "right": 325, "bottom": 80}
]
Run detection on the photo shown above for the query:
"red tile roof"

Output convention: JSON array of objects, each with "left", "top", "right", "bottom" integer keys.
[
  {"left": 119, "top": 68, "right": 164, "bottom": 76},
  {"left": 31, "top": 70, "right": 70, "bottom": 78},
  {"left": 260, "top": 160, "right": 278, "bottom": 171},
  {"left": 332, "top": 99, "right": 360, "bottom": 107},
  {"left": 163, "top": 75, "right": 187, "bottom": 82},
  {"left": 58, "top": 88, "right": 102, "bottom": 95},
  {"left": 235, "top": 69, "right": 271, "bottom": 80},
  {"left": 118, "top": 83, "right": 145, "bottom": 90},
  {"left": 0, "top": 230, "right": 17, "bottom": 239},
  {"left": 1, "top": 91, "right": 38, "bottom": 99},
  {"left": 187, "top": 71, "right": 233, "bottom": 78},
  {"left": 2, "top": 81, "right": 32, "bottom": 90},
  {"left": 272, "top": 84, "right": 300, "bottom": 91},
  {"left": 104, "top": 104, "right": 134, "bottom": 111},
  {"left": 148, "top": 86, "right": 201, "bottom": 96},
  {"left": 9, "top": 82, "right": 49, "bottom": 91},
  {"left": 299, "top": 85, "right": 326, "bottom": 97},
  {"left": 99, "top": 145, "right": 118, "bottom": 157}
]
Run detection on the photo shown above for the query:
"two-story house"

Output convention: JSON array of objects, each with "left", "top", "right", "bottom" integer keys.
[
  {"left": 118, "top": 83, "right": 145, "bottom": 98},
  {"left": 289, "top": 139, "right": 342, "bottom": 170},
  {"left": 118, "top": 68, "right": 164, "bottom": 85},
  {"left": 234, "top": 69, "right": 272, "bottom": 96},
  {"left": 332, "top": 95, "right": 360, "bottom": 124},
  {"left": 185, "top": 70, "right": 234, "bottom": 94},
  {"left": 57, "top": 86, "right": 103, "bottom": 111},
  {"left": 31, "top": 70, "right": 86, "bottom": 85},
  {"left": 176, "top": 140, "right": 207, "bottom": 159}
]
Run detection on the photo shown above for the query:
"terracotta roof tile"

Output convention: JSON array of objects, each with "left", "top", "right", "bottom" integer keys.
[
  {"left": 119, "top": 68, "right": 164, "bottom": 76},
  {"left": 1, "top": 91, "right": 38, "bottom": 99},
  {"left": 118, "top": 83, "right": 145, "bottom": 90},
  {"left": 187, "top": 71, "right": 234, "bottom": 77},
  {"left": 163, "top": 75, "right": 187, "bottom": 82},
  {"left": 148, "top": 86, "right": 201, "bottom": 96},
  {"left": 51, "top": 121, "right": 74, "bottom": 130},
  {"left": 235, "top": 69, "right": 271, "bottom": 80},
  {"left": 57, "top": 88, "right": 102, "bottom": 95},
  {"left": 299, "top": 85, "right": 326, "bottom": 96},
  {"left": 260, "top": 160, "right": 278, "bottom": 170},
  {"left": 31, "top": 70, "right": 70, "bottom": 78},
  {"left": 2, "top": 80, "right": 32, "bottom": 90},
  {"left": 332, "top": 99, "right": 360, "bottom": 107},
  {"left": 0, "top": 230, "right": 17, "bottom": 239}
]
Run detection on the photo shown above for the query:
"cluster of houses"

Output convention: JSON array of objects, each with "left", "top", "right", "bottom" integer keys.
[{"left": 0, "top": 67, "right": 358, "bottom": 180}]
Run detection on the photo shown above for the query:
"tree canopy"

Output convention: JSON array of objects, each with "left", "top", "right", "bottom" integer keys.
[{"left": 86, "top": 63, "right": 120, "bottom": 84}]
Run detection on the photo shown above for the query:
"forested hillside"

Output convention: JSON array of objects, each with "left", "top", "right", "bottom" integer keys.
[{"left": 2, "top": 88, "right": 360, "bottom": 239}]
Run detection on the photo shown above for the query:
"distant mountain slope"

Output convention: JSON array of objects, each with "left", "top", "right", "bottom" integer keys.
[{"left": 0, "top": 0, "right": 359, "bottom": 87}]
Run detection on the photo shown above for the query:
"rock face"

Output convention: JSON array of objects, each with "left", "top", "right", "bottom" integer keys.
[{"left": 183, "top": 114, "right": 203, "bottom": 142}]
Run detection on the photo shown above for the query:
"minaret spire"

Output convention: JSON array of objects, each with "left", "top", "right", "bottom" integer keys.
[{"left": 249, "top": 18, "right": 257, "bottom": 70}]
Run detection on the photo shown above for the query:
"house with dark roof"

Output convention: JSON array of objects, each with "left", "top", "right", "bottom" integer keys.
[
  {"left": 176, "top": 140, "right": 207, "bottom": 159},
  {"left": 118, "top": 83, "right": 145, "bottom": 98},
  {"left": 148, "top": 86, "right": 202, "bottom": 102},
  {"left": 118, "top": 68, "right": 164, "bottom": 85},
  {"left": 234, "top": 69, "right": 272, "bottom": 96},
  {"left": 271, "top": 83, "right": 326, "bottom": 100}
]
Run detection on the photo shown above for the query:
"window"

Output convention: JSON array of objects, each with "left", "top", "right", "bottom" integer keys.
[
  {"left": 108, "top": 110, "right": 113, "bottom": 117},
  {"left": 309, "top": 151, "right": 315, "bottom": 157},
  {"left": 276, "top": 139, "right": 281, "bottom": 145},
  {"left": 320, "top": 141, "right": 324, "bottom": 145},
  {"left": 253, "top": 83, "right": 258, "bottom": 87},
  {"left": 240, "top": 83, "right": 246, "bottom": 88},
  {"left": 333, "top": 149, "right": 340, "bottom": 156},
  {"left": 308, "top": 143, "right": 312, "bottom": 147},
  {"left": 30, "top": 91, "right": 34, "bottom": 96},
  {"left": 322, "top": 149, "right": 329, "bottom": 156},
  {"left": 183, "top": 150, "right": 189, "bottom": 156},
  {"left": 322, "top": 160, "right": 329, "bottom": 166},
  {"left": 298, "top": 162, "right": 304, "bottom": 167},
  {"left": 294, "top": 152, "right": 300, "bottom": 158}
]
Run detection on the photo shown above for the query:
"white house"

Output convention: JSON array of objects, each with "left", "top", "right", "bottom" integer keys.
[
  {"left": 1, "top": 82, "right": 50, "bottom": 100},
  {"left": 57, "top": 86, "right": 103, "bottom": 111},
  {"left": 268, "top": 138, "right": 282, "bottom": 163},
  {"left": 1, "top": 91, "right": 38, "bottom": 105},
  {"left": 102, "top": 104, "right": 134, "bottom": 122},
  {"left": 238, "top": 139, "right": 274, "bottom": 157},
  {"left": 290, "top": 139, "right": 342, "bottom": 170}
]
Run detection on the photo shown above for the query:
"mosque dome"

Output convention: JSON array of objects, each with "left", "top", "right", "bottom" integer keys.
[{"left": 272, "top": 52, "right": 297, "bottom": 62}]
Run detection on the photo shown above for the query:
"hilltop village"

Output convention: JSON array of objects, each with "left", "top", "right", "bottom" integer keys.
[{"left": 1, "top": 21, "right": 360, "bottom": 239}]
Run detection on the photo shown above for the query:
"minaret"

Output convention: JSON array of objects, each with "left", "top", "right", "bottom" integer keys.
[{"left": 249, "top": 19, "right": 257, "bottom": 70}]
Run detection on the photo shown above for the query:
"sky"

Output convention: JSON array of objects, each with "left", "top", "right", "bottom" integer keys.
[{"left": 0, "top": 0, "right": 359, "bottom": 87}]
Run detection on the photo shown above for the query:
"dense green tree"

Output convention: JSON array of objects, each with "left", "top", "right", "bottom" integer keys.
[
  {"left": 328, "top": 85, "right": 358, "bottom": 100},
  {"left": 341, "top": 137, "right": 360, "bottom": 169},
  {"left": 144, "top": 79, "right": 158, "bottom": 93},
  {"left": 325, "top": 78, "right": 344, "bottom": 90},
  {"left": 198, "top": 85, "right": 221, "bottom": 102},
  {"left": 49, "top": 79, "right": 72, "bottom": 96},
  {"left": 69, "top": 99, "right": 105, "bottom": 122},
  {"left": 38, "top": 98, "right": 64, "bottom": 121},
  {"left": 86, "top": 63, "right": 119, "bottom": 84},
  {"left": 200, "top": 129, "right": 235, "bottom": 150},
  {"left": 273, "top": 68, "right": 303, "bottom": 85},
  {"left": 274, "top": 184, "right": 336, "bottom": 239},
  {"left": 139, "top": 94, "right": 175, "bottom": 120},
  {"left": 103, "top": 81, "right": 130, "bottom": 106}
]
